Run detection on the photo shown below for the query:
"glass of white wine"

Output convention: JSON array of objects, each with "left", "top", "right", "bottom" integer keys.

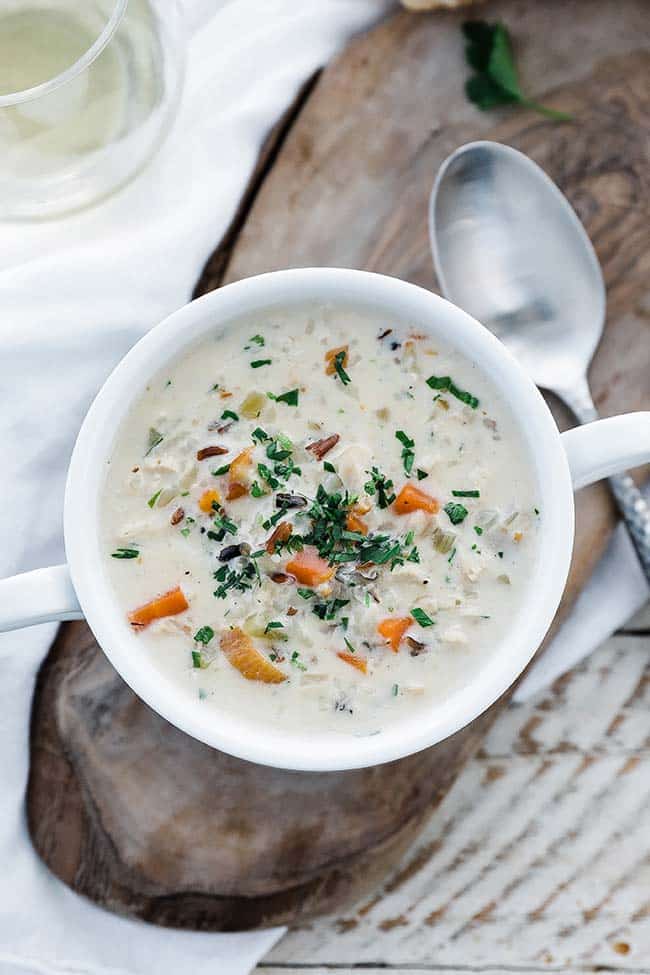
[{"left": 0, "top": 0, "right": 185, "bottom": 219}]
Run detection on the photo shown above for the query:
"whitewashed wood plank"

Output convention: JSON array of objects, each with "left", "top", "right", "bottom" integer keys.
[{"left": 265, "top": 634, "right": 650, "bottom": 971}]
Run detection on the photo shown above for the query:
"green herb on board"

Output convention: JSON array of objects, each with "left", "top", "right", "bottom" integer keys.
[
  {"left": 452, "top": 489, "right": 480, "bottom": 498},
  {"left": 212, "top": 463, "right": 231, "bottom": 476},
  {"left": 343, "top": 637, "right": 357, "bottom": 655},
  {"left": 297, "top": 588, "right": 316, "bottom": 600},
  {"left": 264, "top": 620, "right": 284, "bottom": 634},
  {"left": 323, "top": 460, "right": 336, "bottom": 473},
  {"left": 416, "top": 469, "right": 428, "bottom": 481},
  {"left": 462, "top": 21, "right": 572, "bottom": 121},
  {"left": 191, "top": 650, "right": 202, "bottom": 668},
  {"left": 251, "top": 359, "right": 272, "bottom": 369},
  {"left": 291, "top": 650, "right": 307, "bottom": 671},
  {"left": 221, "top": 409, "right": 239, "bottom": 422}
]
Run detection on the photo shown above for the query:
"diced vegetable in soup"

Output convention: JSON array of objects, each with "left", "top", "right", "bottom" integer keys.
[{"left": 102, "top": 304, "right": 540, "bottom": 736}]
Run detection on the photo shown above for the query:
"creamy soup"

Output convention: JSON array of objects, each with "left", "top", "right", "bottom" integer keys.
[{"left": 102, "top": 303, "right": 540, "bottom": 736}]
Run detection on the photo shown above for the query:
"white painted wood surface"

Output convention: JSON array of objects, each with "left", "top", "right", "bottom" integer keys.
[{"left": 257, "top": 600, "right": 650, "bottom": 972}]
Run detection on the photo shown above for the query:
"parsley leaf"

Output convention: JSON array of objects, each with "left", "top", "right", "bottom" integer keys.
[
  {"left": 251, "top": 359, "right": 271, "bottom": 369},
  {"left": 221, "top": 409, "right": 239, "bottom": 422},
  {"left": 268, "top": 388, "right": 299, "bottom": 406},
  {"left": 145, "top": 427, "right": 163, "bottom": 456},
  {"left": 426, "top": 374, "right": 479, "bottom": 409},
  {"left": 147, "top": 489, "right": 162, "bottom": 509},
  {"left": 463, "top": 21, "right": 572, "bottom": 121},
  {"left": 452, "top": 489, "right": 480, "bottom": 498},
  {"left": 364, "top": 466, "right": 396, "bottom": 509},
  {"left": 194, "top": 625, "right": 214, "bottom": 645},
  {"left": 396, "top": 430, "right": 415, "bottom": 476},
  {"left": 444, "top": 502, "right": 469, "bottom": 525},
  {"left": 411, "top": 607, "right": 435, "bottom": 628},
  {"left": 111, "top": 547, "right": 139, "bottom": 559},
  {"left": 332, "top": 349, "right": 351, "bottom": 386}
]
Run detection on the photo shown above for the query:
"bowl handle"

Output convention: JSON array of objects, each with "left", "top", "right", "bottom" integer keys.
[
  {"left": 0, "top": 563, "right": 82, "bottom": 632},
  {"left": 561, "top": 413, "right": 650, "bottom": 489}
]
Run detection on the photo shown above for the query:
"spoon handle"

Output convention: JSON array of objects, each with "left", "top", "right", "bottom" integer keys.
[{"left": 560, "top": 379, "right": 650, "bottom": 583}]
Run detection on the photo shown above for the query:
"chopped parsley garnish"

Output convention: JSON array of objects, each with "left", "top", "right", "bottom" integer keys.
[
  {"left": 258, "top": 462, "right": 281, "bottom": 491},
  {"left": 268, "top": 388, "right": 299, "bottom": 406},
  {"left": 343, "top": 637, "right": 357, "bottom": 654},
  {"left": 147, "top": 489, "right": 162, "bottom": 508},
  {"left": 194, "top": 625, "right": 214, "bottom": 645},
  {"left": 264, "top": 620, "right": 284, "bottom": 634},
  {"left": 212, "top": 463, "right": 231, "bottom": 476},
  {"left": 221, "top": 409, "right": 239, "bottom": 422},
  {"left": 211, "top": 509, "right": 238, "bottom": 538},
  {"left": 534, "top": 507, "right": 540, "bottom": 516},
  {"left": 251, "top": 359, "right": 272, "bottom": 369},
  {"left": 291, "top": 650, "right": 307, "bottom": 671},
  {"left": 248, "top": 334, "right": 265, "bottom": 347},
  {"left": 297, "top": 588, "right": 316, "bottom": 600},
  {"left": 180, "top": 527, "right": 191, "bottom": 537},
  {"left": 262, "top": 509, "right": 286, "bottom": 530},
  {"left": 407, "top": 546, "right": 420, "bottom": 563},
  {"left": 474, "top": 525, "right": 483, "bottom": 536},
  {"left": 364, "top": 466, "right": 396, "bottom": 508},
  {"left": 191, "top": 650, "right": 202, "bottom": 668},
  {"left": 266, "top": 437, "right": 292, "bottom": 461},
  {"left": 392, "top": 683, "right": 399, "bottom": 697},
  {"left": 444, "top": 502, "right": 469, "bottom": 525},
  {"left": 313, "top": 597, "right": 350, "bottom": 621},
  {"left": 426, "top": 375, "right": 479, "bottom": 409},
  {"left": 250, "top": 480, "right": 266, "bottom": 498},
  {"left": 252, "top": 427, "right": 269, "bottom": 443},
  {"left": 111, "top": 547, "right": 139, "bottom": 559},
  {"left": 332, "top": 349, "right": 351, "bottom": 386},
  {"left": 323, "top": 460, "right": 336, "bottom": 473},
  {"left": 213, "top": 560, "right": 258, "bottom": 598},
  {"left": 452, "top": 489, "right": 480, "bottom": 498},
  {"left": 448, "top": 547, "right": 457, "bottom": 564},
  {"left": 416, "top": 469, "right": 428, "bottom": 481},
  {"left": 411, "top": 607, "right": 435, "bottom": 628},
  {"left": 395, "top": 430, "right": 415, "bottom": 476},
  {"left": 145, "top": 427, "right": 163, "bottom": 456}
]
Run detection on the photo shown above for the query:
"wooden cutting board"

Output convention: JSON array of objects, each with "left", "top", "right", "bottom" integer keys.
[{"left": 27, "top": 0, "right": 650, "bottom": 932}]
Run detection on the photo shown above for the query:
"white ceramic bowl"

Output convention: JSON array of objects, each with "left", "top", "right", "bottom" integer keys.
[{"left": 2, "top": 269, "right": 649, "bottom": 771}]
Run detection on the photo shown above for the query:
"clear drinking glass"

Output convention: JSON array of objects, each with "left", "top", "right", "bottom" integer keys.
[{"left": 0, "top": 0, "right": 184, "bottom": 219}]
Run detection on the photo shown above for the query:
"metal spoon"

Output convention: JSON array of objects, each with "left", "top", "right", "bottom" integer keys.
[{"left": 430, "top": 140, "right": 650, "bottom": 581}]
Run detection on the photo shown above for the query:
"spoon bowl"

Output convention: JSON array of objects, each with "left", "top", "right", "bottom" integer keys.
[{"left": 430, "top": 141, "right": 605, "bottom": 396}]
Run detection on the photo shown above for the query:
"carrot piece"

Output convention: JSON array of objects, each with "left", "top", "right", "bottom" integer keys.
[
  {"left": 266, "top": 520, "right": 292, "bottom": 554},
  {"left": 198, "top": 488, "right": 221, "bottom": 513},
  {"left": 346, "top": 511, "right": 368, "bottom": 535},
  {"left": 226, "top": 482, "right": 248, "bottom": 501},
  {"left": 286, "top": 547, "right": 335, "bottom": 586},
  {"left": 393, "top": 483, "right": 439, "bottom": 516},
  {"left": 337, "top": 651, "right": 367, "bottom": 674},
  {"left": 220, "top": 627, "right": 286, "bottom": 683},
  {"left": 128, "top": 586, "right": 189, "bottom": 628},
  {"left": 377, "top": 616, "right": 412, "bottom": 653},
  {"left": 325, "top": 345, "right": 348, "bottom": 375}
]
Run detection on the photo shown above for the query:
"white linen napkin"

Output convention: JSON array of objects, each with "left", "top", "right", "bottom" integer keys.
[{"left": 0, "top": 2, "right": 392, "bottom": 973}]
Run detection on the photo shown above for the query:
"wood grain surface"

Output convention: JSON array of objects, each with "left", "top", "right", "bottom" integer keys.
[{"left": 27, "top": 0, "right": 650, "bottom": 932}]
